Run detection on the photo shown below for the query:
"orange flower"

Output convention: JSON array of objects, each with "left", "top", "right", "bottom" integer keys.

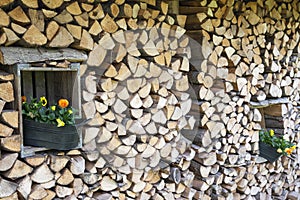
[
  {"left": 58, "top": 99, "right": 69, "bottom": 108},
  {"left": 21, "top": 96, "right": 26, "bottom": 103},
  {"left": 285, "top": 148, "right": 293, "bottom": 155}
]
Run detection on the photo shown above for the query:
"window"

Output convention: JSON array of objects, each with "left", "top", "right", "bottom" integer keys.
[
  {"left": 250, "top": 98, "right": 288, "bottom": 135},
  {"left": 15, "top": 63, "right": 82, "bottom": 157}
]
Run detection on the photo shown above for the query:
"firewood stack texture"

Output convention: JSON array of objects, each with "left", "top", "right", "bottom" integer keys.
[{"left": 0, "top": 0, "right": 299, "bottom": 199}]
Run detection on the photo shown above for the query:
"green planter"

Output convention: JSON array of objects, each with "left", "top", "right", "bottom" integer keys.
[
  {"left": 23, "top": 119, "right": 79, "bottom": 150},
  {"left": 259, "top": 141, "right": 282, "bottom": 163}
]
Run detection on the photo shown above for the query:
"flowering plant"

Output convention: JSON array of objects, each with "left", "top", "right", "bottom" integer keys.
[
  {"left": 259, "top": 129, "right": 296, "bottom": 156},
  {"left": 22, "top": 96, "right": 75, "bottom": 127}
]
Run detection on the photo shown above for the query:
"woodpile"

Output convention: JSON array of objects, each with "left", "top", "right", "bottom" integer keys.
[
  {"left": 0, "top": 70, "right": 19, "bottom": 156},
  {"left": 0, "top": 0, "right": 300, "bottom": 199},
  {"left": 182, "top": 0, "right": 300, "bottom": 199},
  {"left": 81, "top": 1, "right": 200, "bottom": 199},
  {"left": 0, "top": 0, "right": 198, "bottom": 199}
]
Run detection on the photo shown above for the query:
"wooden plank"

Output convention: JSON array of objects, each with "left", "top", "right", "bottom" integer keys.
[
  {"left": 46, "top": 71, "right": 76, "bottom": 107},
  {"left": 263, "top": 104, "right": 282, "bottom": 117},
  {"left": 179, "top": 6, "right": 208, "bottom": 15},
  {"left": 249, "top": 97, "right": 289, "bottom": 108},
  {"left": 264, "top": 115, "right": 284, "bottom": 129},
  {"left": 179, "top": 1, "right": 205, "bottom": 6},
  {"left": 34, "top": 72, "right": 46, "bottom": 98},
  {"left": 168, "top": 0, "right": 179, "bottom": 14},
  {"left": 21, "top": 71, "right": 33, "bottom": 98},
  {"left": 45, "top": 72, "right": 56, "bottom": 106},
  {"left": 0, "top": 47, "right": 87, "bottom": 65}
]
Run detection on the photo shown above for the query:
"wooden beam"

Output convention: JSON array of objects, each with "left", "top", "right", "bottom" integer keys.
[
  {"left": 249, "top": 97, "right": 289, "bottom": 108},
  {"left": 0, "top": 47, "right": 87, "bottom": 65}
]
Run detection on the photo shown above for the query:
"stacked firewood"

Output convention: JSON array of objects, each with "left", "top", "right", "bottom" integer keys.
[
  {"left": 182, "top": 0, "right": 300, "bottom": 199},
  {"left": 0, "top": 70, "right": 18, "bottom": 156},
  {"left": 80, "top": 1, "right": 202, "bottom": 198},
  {"left": 0, "top": 0, "right": 300, "bottom": 199},
  {"left": 0, "top": 0, "right": 199, "bottom": 199},
  {"left": 0, "top": 69, "right": 21, "bottom": 199}
]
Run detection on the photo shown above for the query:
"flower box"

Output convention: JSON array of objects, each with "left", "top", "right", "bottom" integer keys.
[
  {"left": 23, "top": 119, "right": 79, "bottom": 150},
  {"left": 259, "top": 141, "right": 281, "bottom": 163}
]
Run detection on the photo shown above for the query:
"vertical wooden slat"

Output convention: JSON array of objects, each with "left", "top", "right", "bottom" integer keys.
[
  {"left": 45, "top": 71, "right": 56, "bottom": 105},
  {"left": 34, "top": 71, "right": 46, "bottom": 98},
  {"left": 168, "top": 0, "right": 179, "bottom": 14},
  {"left": 21, "top": 71, "right": 33, "bottom": 99},
  {"left": 72, "top": 70, "right": 81, "bottom": 118},
  {"left": 46, "top": 71, "right": 76, "bottom": 106},
  {"left": 59, "top": 71, "right": 74, "bottom": 101}
]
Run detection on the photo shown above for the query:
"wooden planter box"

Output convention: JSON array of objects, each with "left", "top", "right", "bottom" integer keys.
[
  {"left": 23, "top": 119, "right": 79, "bottom": 150},
  {"left": 259, "top": 141, "right": 282, "bottom": 163}
]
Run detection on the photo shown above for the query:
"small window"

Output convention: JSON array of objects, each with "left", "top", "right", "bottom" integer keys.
[
  {"left": 15, "top": 63, "right": 82, "bottom": 157},
  {"left": 260, "top": 103, "right": 284, "bottom": 135}
]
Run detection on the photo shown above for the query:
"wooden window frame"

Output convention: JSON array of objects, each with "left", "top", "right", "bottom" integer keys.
[
  {"left": 14, "top": 63, "right": 82, "bottom": 157},
  {"left": 250, "top": 97, "right": 288, "bottom": 134}
]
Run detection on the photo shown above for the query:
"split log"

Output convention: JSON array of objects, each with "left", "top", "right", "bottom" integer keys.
[
  {"left": 0, "top": 82, "right": 14, "bottom": 102},
  {"left": 8, "top": 6, "right": 30, "bottom": 24},
  {"left": 0, "top": 9, "right": 9, "bottom": 27},
  {"left": 1, "top": 110, "right": 18, "bottom": 128},
  {"left": 100, "top": 176, "right": 118, "bottom": 191},
  {"left": 23, "top": 25, "right": 48, "bottom": 46},
  {"left": 49, "top": 155, "right": 70, "bottom": 172},
  {"left": 2, "top": 28, "right": 19, "bottom": 45},
  {"left": 0, "top": 135, "right": 20, "bottom": 152},
  {"left": 0, "top": 123, "right": 14, "bottom": 137},
  {"left": 29, "top": 185, "right": 48, "bottom": 199},
  {"left": 4, "top": 160, "right": 33, "bottom": 180},
  {"left": 24, "top": 155, "right": 46, "bottom": 167},
  {"left": 31, "top": 164, "right": 54, "bottom": 183},
  {"left": 49, "top": 27, "right": 74, "bottom": 47},
  {"left": 70, "top": 156, "right": 85, "bottom": 175},
  {"left": 55, "top": 185, "right": 73, "bottom": 198},
  {"left": 21, "top": 0, "right": 38, "bottom": 8},
  {"left": 0, "top": 153, "right": 18, "bottom": 171},
  {"left": 41, "top": 0, "right": 64, "bottom": 9},
  {"left": 0, "top": 71, "right": 13, "bottom": 81},
  {"left": 57, "top": 169, "right": 74, "bottom": 185},
  {"left": 17, "top": 175, "right": 32, "bottom": 199},
  {"left": 11, "top": 22, "right": 27, "bottom": 36},
  {"left": 0, "top": 177, "right": 18, "bottom": 198}
]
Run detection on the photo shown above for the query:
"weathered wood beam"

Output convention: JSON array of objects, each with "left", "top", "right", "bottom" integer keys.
[
  {"left": 0, "top": 47, "right": 87, "bottom": 65},
  {"left": 249, "top": 97, "right": 289, "bottom": 108}
]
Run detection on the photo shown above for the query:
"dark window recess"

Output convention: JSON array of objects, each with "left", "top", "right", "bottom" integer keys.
[
  {"left": 260, "top": 104, "right": 284, "bottom": 135},
  {"left": 15, "top": 63, "right": 82, "bottom": 157}
]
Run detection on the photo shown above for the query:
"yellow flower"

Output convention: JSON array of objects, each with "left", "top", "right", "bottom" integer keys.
[
  {"left": 58, "top": 99, "right": 69, "bottom": 108},
  {"left": 269, "top": 129, "right": 274, "bottom": 136},
  {"left": 68, "top": 109, "right": 73, "bottom": 114},
  {"left": 40, "top": 96, "right": 47, "bottom": 106},
  {"left": 51, "top": 106, "right": 56, "bottom": 111},
  {"left": 291, "top": 145, "right": 297, "bottom": 150},
  {"left": 56, "top": 118, "right": 65, "bottom": 127},
  {"left": 285, "top": 148, "right": 293, "bottom": 155},
  {"left": 277, "top": 148, "right": 283, "bottom": 153}
]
